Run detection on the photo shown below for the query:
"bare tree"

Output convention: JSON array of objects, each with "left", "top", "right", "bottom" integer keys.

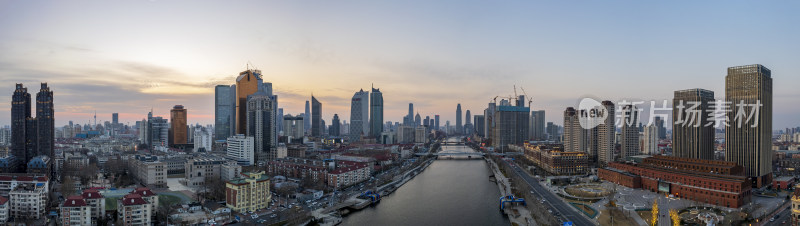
[{"left": 62, "top": 176, "right": 76, "bottom": 196}]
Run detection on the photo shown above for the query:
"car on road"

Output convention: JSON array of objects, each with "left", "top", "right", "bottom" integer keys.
[{"left": 770, "top": 217, "right": 775, "bottom": 222}]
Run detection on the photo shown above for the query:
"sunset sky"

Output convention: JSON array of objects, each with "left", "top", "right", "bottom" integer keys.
[{"left": 1, "top": 1, "right": 799, "bottom": 129}]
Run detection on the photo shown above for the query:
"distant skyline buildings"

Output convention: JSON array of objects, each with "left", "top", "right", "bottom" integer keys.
[
  {"left": 311, "top": 95, "right": 322, "bottom": 137},
  {"left": 349, "top": 89, "right": 369, "bottom": 141},
  {"left": 369, "top": 86, "right": 384, "bottom": 138},
  {"left": 169, "top": 105, "right": 187, "bottom": 146},
  {"left": 455, "top": 103, "right": 462, "bottom": 135}
]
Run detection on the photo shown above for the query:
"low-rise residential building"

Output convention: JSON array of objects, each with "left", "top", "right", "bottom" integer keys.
[
  {"left": 118, "top": 194, "right": 152, "bottom": 226},
  {"left": 81, "top": 189, "right": 105, "bottom": 220},
  {"left": 9, "top": 182, "right": 48, "bottom": 219},
  {"left": 60, "top": 196, "right": 91, "bottom": 226},
  {"left": 327, "top": 162, "right": 371, "bottom": 189},
  {"left": 129, "top": 187, "right": 159, "bottom": 214},
  {"left": 267, "top": 158, "right": 328, "bottom": 185},
  {"left": 0, "top": 174, "right": 49, "bottom": 197},
  {"left": 513, "top": 143, "right": 589, "bottom": 175},
  {"left": 225, "top": 171, "right": 271, "bottom": 213},
  {"left": 267, "top": 158, "right": 373, "bottom": 189},
  {"left": 0, "top": 196, "right": 8, "bottom": 224}
]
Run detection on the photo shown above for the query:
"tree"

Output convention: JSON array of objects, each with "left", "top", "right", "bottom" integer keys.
[
  {"left": 62, "top": 176, "right": 76, "bottom": 196},
  {"left": 202, "top": 176, "right": 226, "bottom": 201}
]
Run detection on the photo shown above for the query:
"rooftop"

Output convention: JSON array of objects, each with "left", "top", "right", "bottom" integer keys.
[
  {"left": 63, "top": 196, "right": 87, "bottom": 207},
  {"left": 121, "top": 194, "right": 149, "bottom": 206}
]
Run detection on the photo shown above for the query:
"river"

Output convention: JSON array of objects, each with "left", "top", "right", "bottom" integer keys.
[{"left": 341, "top": 139, "right": 510, "bottom": 226}]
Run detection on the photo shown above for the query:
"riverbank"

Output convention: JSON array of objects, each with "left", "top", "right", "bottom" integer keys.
[
  {"left": 314, "top": 156, "right": 437, "bottom": 225},
  {"left": 484, "top": 154, "right": 537, "bottom": 226}
]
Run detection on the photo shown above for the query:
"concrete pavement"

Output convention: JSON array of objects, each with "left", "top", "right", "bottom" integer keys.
[{"left": 505, "top": 160, "right": 597, "bottom": 226}]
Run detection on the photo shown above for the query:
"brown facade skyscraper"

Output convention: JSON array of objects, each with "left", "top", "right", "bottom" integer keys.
[
  {"left": 725, "top": 64, "right": 772, "bottom": 188},
  {"left": 672, "top": 88, "right": 715, "bottom": 160},
  {"left": 170, "top": 105, "right": 187, "bottom": 146},
  {"left": 236, "top": 69, "right": 262, "bottom": 135}
]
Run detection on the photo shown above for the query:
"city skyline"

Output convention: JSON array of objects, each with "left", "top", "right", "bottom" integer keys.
[{"left": 2, "top": 1, "right": 800, "bottom": 129}]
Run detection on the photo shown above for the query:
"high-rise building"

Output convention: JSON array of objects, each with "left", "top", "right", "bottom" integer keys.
[
  {"left": 546, "top": 122, "right": 557, "bottom": 141},
  {"left": 620, "top": 104, "right": 640, "bottom": 160},
  {"left": 673, "top": 88, "right": 715, "bottom": 160},
  {"left": 270, "top": 95, "right": 279, "bottom": 144},
  {"left": 146, "top": 111, "right": 169, "bottom": 148},
  {"left": 215, "top": 85, "right": 235, "bottom": 140},
  {"left": 11, "top": 84, "right": 31, "bottom": 171},
  {"left": 311, "top": 96, "right": 322, "bottom": 137},
  {"left": 530, "top": 110, "right": 546, "bottom": 141},
  {"left": 193, "top": 126, "right": 212, "bottom": 152},
  {"left": 169, "top": 105, "right": 188, "bottom": 146},
  {"left": 247, "top": 89, "right": 275, "bottom": 164},
  {"left": 227, "top": 134, "right": 254, "bottom": 166},
  {"left": 235, "top": 69, "right": 261, "bottom": 135},
  {"left": 491, "top": 102, "right": 529, "bottom": 152},
  {"left": 474, "top": 115, "right": 485, "bottom": 137},
  {"left": 516, "top": 95, "right": 526, "bottom": 107},
  {"left": 349, "top": 89, "right": 369, "bottom": 141},
  {"left": 597, "top": 101, "right": 616, "bottom": 166},
  {"left": 406, "top": 103, "right": 414, "bottom": 126},
  {"left": 563, "top": 107, "right": 587, "bottom": 154},
  {"left": 414, "top": 113, "right": 421, "bottom": 128},
  {"left": 455, "top": 104, "right": 462, "bottom": 135},
  {"left": 643, "top": 124, "right": 659, "bottom": 155},
  {"left": 304, "top": 100, "right": 311, "bottom": 134},
  {"left": 654, "top": 116, "right": 667, "bottom": 140},
  {"left": 0, "top": 126, "right": 10, "bottom": 146},
  {"left": 277, "top": 108, "right": 283, "bottom": 135},
  {"left": 725, "top": 64, "right": 773, "bottom": 187},
  {"left": 112, "top": 113, "right": 119, "bottom": 137},
  {"left": 369, "top": 86, "right": 384, "bottom": 138},
  {"left": 434, "top": 115, "right": 440, "bottom": 131},
  {"left": 464, "top": 110, "right": 472, "bottom": 136},
  {"left": 35, "top": 83, "right": 54, "bottom": 159},
  {"left": 330, "top": 114, "right": 341, "bottom": 136},
  {"left": 282, "top": 114, "right": 304, "bottom": 140}
]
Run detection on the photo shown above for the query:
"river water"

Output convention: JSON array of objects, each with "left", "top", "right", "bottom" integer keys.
[{"left": 341, "top": 140, "right": 510, "bottom": 226}]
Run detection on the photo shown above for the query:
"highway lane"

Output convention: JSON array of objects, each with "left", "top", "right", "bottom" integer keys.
[
  {"left": 765, "top": 207, "right": 790, "bottom": 226},
  {"left": 504, "top": 160, "right": 596, "bottom": 226}
]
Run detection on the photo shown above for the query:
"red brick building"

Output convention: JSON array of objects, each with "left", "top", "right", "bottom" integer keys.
[
  {"left": 511, "top": 143, "right": 590, "bottom": 175},
  {"left": 598, "top": 167, "right": 641, "bottom": 188},
  {"left": 599, "top": 155, "right": 751, "bottom": 208}
]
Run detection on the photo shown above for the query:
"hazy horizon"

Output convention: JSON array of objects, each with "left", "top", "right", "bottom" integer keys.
[{"left": 1, "top": 1, "right": 799, "bottom": 129}]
